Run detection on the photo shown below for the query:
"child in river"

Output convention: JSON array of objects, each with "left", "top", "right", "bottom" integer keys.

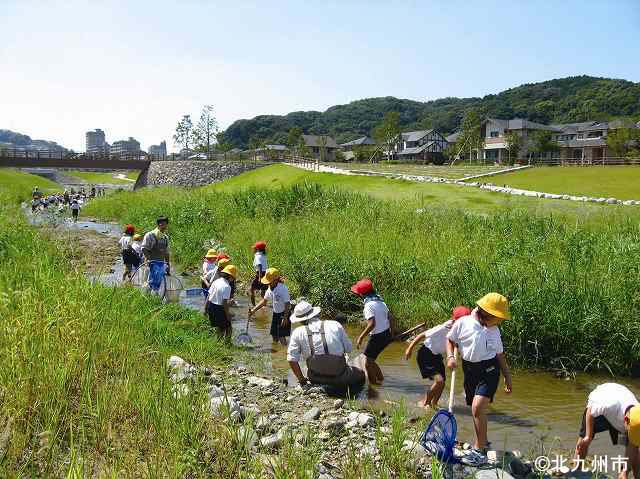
[
  {"left": 200, "top": 249, "right": 218, "bottom": 298},
  {"left": 70, "top": 199, "right": 80, "bottom": 222},
  {"left": 118, "top": 224, "right": 139, "bottom": 281},
  {"left": 446, "top": 292, "right": 513, "bottom": 465},
  {"left": 131, "top": 234, "right": 143, "bottom": 264},
  {"left": 250, "top": 241, "right": 268, "bottom": 306},
  {"left": 405, "top": 305, "right": 471, "bottom": 411},
  {"left": 248, "top": 267, "right": 291, "bottom": 345},
  {"left": 351, "top": 278, "right": 394, "bottom": 386}
]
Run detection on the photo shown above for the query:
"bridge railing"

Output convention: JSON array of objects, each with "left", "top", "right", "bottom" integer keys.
[{"left": 0, "top": 148, "right": 162, "bottom": 162}]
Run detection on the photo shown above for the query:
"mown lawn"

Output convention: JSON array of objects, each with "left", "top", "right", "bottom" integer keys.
[
  {"left": 213, "top": 164, "right": 640, "bottom": 222},
  {"left": 490, "top": 166, "right": 640, "bottom": 200},
  {"left": 64, "top": 169, "right": 139, "bottom": 185},
  {"left": 323, "top": 161, "right": 506, "bottom": 179}
]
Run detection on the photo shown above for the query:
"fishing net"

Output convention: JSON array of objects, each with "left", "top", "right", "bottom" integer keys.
[
  {"left": 130, "top": 263, "right": 150, "bottom": 288},
  {"left": 163, "top": 274, "right": 184, "bottom": 302},
  {"left": 420, "top": 410, "right": 459, "bottom": 463},
  {"left": 129, "top": 262, "right": 183, "bottom": 302}
]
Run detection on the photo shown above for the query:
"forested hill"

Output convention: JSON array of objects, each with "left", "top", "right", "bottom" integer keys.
[
  {"left": 0, "top": 129, "right": 67, "bottom": 151},
  {"left": 224, "top": 76, "right": 640, "bottom": 148}
]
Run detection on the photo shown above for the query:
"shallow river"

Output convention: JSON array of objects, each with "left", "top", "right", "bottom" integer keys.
[{"left": 40, "top": 214, "right": 640, "bottom": 456}]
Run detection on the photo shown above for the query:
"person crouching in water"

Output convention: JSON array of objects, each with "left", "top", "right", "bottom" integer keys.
[
  {"left": 207, "top": 265, "right": 237, "bottom": 338},
  {"left": 250, "top": 241, "right": 268, "bottom": 306},
  {"left": 575, "top": 383, "right": 640, "bottom": 479},
  {"left": 201, "top": 249, "right": 218, "bottom": 298},
  {"left": 248, "top": 267, "right": 291, "bottom": 345},
  {"left": 351, "top": 278, "right": 394, "bottom": 386},
  {"left": 446, "top": 293, "right": 513, "bottom": 465},
  {"left": 405, "top": 305, "right": 471, "bottom": 411},
  {"left": 286, "top": 300, "right": 365, "bottom": 392},
  {"left": 119, "top": 224, "right": 140, "bottom": 282}
]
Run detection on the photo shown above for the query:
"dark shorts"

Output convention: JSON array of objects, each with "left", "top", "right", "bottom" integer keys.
[
  {"left": 417, "top": 345, "right": 446, "bottom": 380},
  {"left": 251, "top": 273, "right": 268, "bottom": 292},
  {"left": 122, "top": 249, "right": 141, "bottom": 268},
  {"left": 462, "top": 357, "right": 500, "bottom": 406},
  {"left": 208, "top": 304, "right": 230, "bottom": 330},
  {"left": 579, "top": 409, "right": 625, "bottom": 445},
  {"left": 364, "top": 328, "right": 392, "bottom": 360},
  {"left": 270, "top": 311, "right": 291, "bottom": 339},
  {"left": 72, "top": 209, "right": 79, "bottom": 217}
]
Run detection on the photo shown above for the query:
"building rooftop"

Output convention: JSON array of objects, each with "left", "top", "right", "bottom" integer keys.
[
  {"left": 401, "top": 129, "right": 434, "bottom": 142},
  {"left": 302, "top": 135, "right": 339, "bottom": 148},
  {"left": 340, "top": 136, "right": 376, "bottom": 147}
]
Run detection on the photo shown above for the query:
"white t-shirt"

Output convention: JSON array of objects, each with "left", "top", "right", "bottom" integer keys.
[
  {"left": 287, "top": 319, "right": 353, "bottom": 362},
  {"left": 70, "top": 202, "right": 80, "bottom": 210},
  {"left": 363, "top": 298, "right": 390, "bottom": 335},
  {"left": 203, "top": 265, "right": 218, "bottom": 284},
  {"left": 587, "top": 383, "right": 639, "bottom": 433},
  {"left": 202, "top": 260, "right": 216, "bottom": 276},
  {"left": 264, "top": 282, "right": 291, "bottom": 314},
  {"left": 447, "top": 308, "right": 503, "bottom": 362},
  {"left": 131, "top": 241, "right": 142, "bottom": 256},
  {"left": 253, "top": 252, "right": 267, "bottom": 272},
  {"left": 424, "top": 320, "right": 454, "bottom": 355},
  {"left": 208, "top": 277, "right": 231, "bottom": 305},
  {"left": 118, "top": 235, "right": 133, "bottom": 251}
]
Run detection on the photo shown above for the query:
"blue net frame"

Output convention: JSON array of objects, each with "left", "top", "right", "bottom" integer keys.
[{"left": 419, "top": 410, "right": 459, "bottom": 464}]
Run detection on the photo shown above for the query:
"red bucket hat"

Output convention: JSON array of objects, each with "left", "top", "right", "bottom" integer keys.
[
  {"left": 350, "top": 278, "right": 374, "bottom": 296},
  {"left": 451, "top": 305, "right": 472, "bottom": 321},
  {"left": 124, "top": 224, "right": 135, "bottom": 234},
  {"left": 253, "top": 241, "right": 267, "bottom": 250}
]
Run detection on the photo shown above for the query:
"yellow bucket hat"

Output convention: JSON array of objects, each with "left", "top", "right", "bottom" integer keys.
[
  {"left": 205, "top": 249, "right": 218, "bottom": 259},
  {"left": 629, "top": 405, "right": 640, "bottom": 446},
  {"left": 476, "top": 292, "right": 511, "bottom": 321},
  {"left": 261, "top": 267, "right": 281, "bottom": 285},
  {"left": 217, "top": 258, "right": 231, "bottom": 269},
  {"left": 222, "top": 264, "right": 238, "bottom": 279}
]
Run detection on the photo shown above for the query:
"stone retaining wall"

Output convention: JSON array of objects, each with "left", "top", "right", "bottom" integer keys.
[{"left": 136, "top": 160, "right": 262, "bottom": 188}]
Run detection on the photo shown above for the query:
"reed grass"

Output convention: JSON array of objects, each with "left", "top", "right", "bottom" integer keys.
[{"left": 85, "top": 182, "right": 640, "bottom": 374}]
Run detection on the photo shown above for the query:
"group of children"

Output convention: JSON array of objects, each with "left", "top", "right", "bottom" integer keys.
[
  {"left": 31, "top": 186, "right": 84, "bottom": 222},
  {"left": 118, "top": 224, "right": 144, "bottom": 281}
]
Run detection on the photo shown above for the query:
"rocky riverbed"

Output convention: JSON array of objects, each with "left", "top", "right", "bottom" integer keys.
[{"left": 167, "top": 355, "right": 539, "bottom": 479}]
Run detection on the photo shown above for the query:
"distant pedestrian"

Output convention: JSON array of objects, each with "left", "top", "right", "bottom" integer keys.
[
  {"left": 351, "top": 278, "right": 394, "bottom": 386},
  {"left": 70, "top": 199, "right": 80, "bottom": 222},
  {"left": 250, "top": 241, "right": 268, "bottom": 306}
]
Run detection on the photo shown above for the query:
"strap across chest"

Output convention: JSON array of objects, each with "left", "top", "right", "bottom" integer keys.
[{"left": 305, "top": 322, "right": 329, "bottom": 357}]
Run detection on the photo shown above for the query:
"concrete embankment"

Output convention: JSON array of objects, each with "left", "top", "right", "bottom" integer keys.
[{"left": 136, "top": 160, "right": 263, "bottom": 188}]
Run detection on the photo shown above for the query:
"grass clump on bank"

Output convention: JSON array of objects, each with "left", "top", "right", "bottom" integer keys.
[
  {"left": 84, "top": 179, "right": 640, "bottom": 375},
  {"left": 0, "top": 168, "right": 60, "bottom": 203}
]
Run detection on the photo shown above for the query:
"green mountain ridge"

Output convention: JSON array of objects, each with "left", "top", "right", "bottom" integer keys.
[{"left": 224, "top": 75, "right": 640, "bottom": 148}]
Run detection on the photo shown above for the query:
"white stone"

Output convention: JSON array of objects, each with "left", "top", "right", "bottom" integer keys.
[
  {"left": 402, "top": 440, "right": 429, "bottom": 459},
  {"left": 247, "top": 376, "right": 274, "bottom": 389},
  {"left": 208, "top": 385, "right": 224, "bottom": 399},
  {"left": 303, "top": 407, "right": 321, "bottom": 421},
  {"left": 209, "top": 396, "right": 241, "bottom": 417},
  {"left": 260, "top": 434, "right": 282, "bottom": 450},
  {"left": 167, "top": 355, "right": 196, "bottom": 383},
  {"left": 333, "top": 399, "right": 344, "bottom": 409},
  {"left": 357, "top": 413, "right": 375, "bottom": 427}
]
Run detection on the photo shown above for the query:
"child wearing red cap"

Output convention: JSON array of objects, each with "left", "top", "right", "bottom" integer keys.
[
  {"left": 351, "top": 278, "right": 393, "bottom": 385},
  {"left": 118, "top": 224, "right": 139, "bottom": 282},
  {"left": 405, "top": 305, "right": 471, "bottom": 411},
  {"left": 250, "top": 241, "right": 268, "bottom": 306}
]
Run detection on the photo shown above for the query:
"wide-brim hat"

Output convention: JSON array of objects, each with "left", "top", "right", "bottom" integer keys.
[
  {"left": 629, "top": 405, "right": 640, "bottom": 446},
  {"left": 261, "top": 267, "right": 280, "bottom": 285},
  {"left": 221, "top": 264, "right": 238, "bottom": 279},
  {"left": 291, "top": 300, "right": 321, "bottom": 323},
  {"left": 476, "top": 292, "right": 511, "bottom": 321},
  {"left": 205, "top": 249, "right": 218, "bottom": 259}
]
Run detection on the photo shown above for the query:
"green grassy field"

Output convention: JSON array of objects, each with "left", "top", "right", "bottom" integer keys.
[
  {"left": 0, "top": 168, "right": 60, "bottom": 203},
  {"left": 324, "top": 161, "right": 507, "bottom": 179},
  {"left": 64, "top": 169, "right": 139, "bottom": 185},
  {"left": 490, "top": 166, "right": 640, "bottom": 200},
  {"left": 84, "top": 165, "right": 640, "bottom": 375},
  {"left": 214, "top": 164, "right": 639, "bottom": 222}
]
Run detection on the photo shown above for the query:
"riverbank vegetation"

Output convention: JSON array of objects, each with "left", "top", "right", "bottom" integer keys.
[
  {"left": 63, "top": 169, "right": 138, "bottom": 185},
  {"left": 0, "top": 168, "right": 59, "bottom": 203},
  {"left": 84, "top": 167, "right": 640, "bottom": 375}
]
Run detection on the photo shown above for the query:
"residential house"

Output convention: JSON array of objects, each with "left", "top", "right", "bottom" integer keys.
[
  {"left": 480, "top": 118, "right": 559, "bottom": 162},
  {"left": 302, "top": 135, "right": 339, "bottom": 162},
  {"left": 390, "top": 129, "right": 448, "bottom": 163},
  {"left": 551, "top": 120, "right": 638, "bottom": 162},
  {"left": 256, "top": 144, "right": 288, "bottom": 160},
  {"left": 339, "top": 136, "right": 376, "bottom": 161}
]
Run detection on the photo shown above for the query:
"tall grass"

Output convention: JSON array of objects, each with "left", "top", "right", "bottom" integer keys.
[{"left": 85, "top": 183, "right": 640, "bottom": 374}]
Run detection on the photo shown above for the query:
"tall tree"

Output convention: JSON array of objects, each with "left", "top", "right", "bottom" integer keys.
[
  {"left": 248, "top": 137, "right": 260, "bottom": 161},
  {"left": 287, "top": 127, "right": 303, "bottom": 158},
  {"left": 457, "top": 110, "right": 483, "bottom": 161},
  {"left": 372, "top": 112, "right": 401, "bottom": 161},
  {"left": 215, "top": 132, "right": 232, "bottom": 160},
  {"left": 504, "top": 131, "right": 523, "bottom": 164},
  {"left": 316, "top": 135, "right": 328, "bottom": 163},
  {"left": 173, "top": 115, "right": 194, "bottom": 154},
  {"left": 193, "top": 105, "right": 219, "bottom": 160},
  {"left": 530, "top": 130, "right": 558, "bottom": 160},
  {"left": 607, "top": 127, "right": 640, "bottom": 158}
]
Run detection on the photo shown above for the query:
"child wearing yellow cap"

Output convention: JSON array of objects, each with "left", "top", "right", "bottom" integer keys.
[
  {"left": 446, "top": 292, "right": 513, "bottom": 466},
  {"left": 248, "top": 267, "right": 291, "bottom": 345},
  {"left": 207, "top": 264, "right": 237, "bottom": 338},
  {"left": 575, "top": 383, "right": 640, "bottom": 477}
]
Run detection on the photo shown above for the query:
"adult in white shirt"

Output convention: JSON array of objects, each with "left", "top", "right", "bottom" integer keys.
[
  {"left": 351, "top": 278, "right": 393, "bottom": 386},
  {"left": 287, "top": 300, "right": 365, "bottom": 391},
  {"left": 446, "top": 292, "right": 513, "bottom": 463},
  {"left": 249, "top": 268, "right": 291, "bottom": 345},
  {"left": 207, "top": 265, "right": 237, "bottom": 338},
  {"left": 576, "top": 383, "right": 640, "bottom": 479}
]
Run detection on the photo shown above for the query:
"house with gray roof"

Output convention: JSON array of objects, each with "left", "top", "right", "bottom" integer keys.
[
  {"left": 256, "top": 144, "right": 288, "bottom": 160},
  {"left": 480, "top": 118, "right": 560, "bottom": 162},
  {"left": 340, "top": 136, "right": 376, "bottom": 151},
  {"left": 390, "top": 129, "right": 448, "bottom": 163},
  {"left": 302, "top": 134, "right": 339, "bottom": 161}
]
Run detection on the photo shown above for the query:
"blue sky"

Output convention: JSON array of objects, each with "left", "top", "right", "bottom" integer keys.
[{"left": 1, "top": 0, "right": 638, "bottom": 151}]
